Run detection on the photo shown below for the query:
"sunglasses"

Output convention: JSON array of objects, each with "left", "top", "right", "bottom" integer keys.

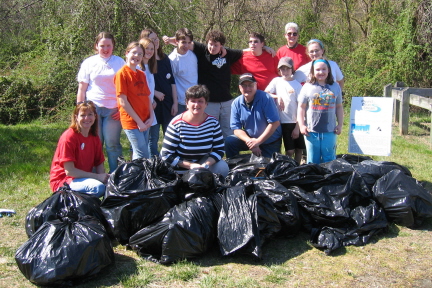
[
  {"left": 286, "top": 32, "right": 298, "bottom": 36},
  {"left": 76, "top": 100, "right": 94, "bottom": 106}
]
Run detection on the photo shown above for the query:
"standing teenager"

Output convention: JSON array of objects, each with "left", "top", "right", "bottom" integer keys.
[
  {"left": 77, "top": 32, "right": 125, "bottom": 172},
  {"left": 297, "top": 59, "right": 344, "bottom": 164},
  {"left": 115, "top": 42, "right": 153, "bottom": 160}
]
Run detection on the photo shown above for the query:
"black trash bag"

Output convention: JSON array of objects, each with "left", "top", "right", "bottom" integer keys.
[
  {"left": 265, "top": 153, "right": 299, "bottom": 179},
  {"left": 336, "top": 154, "right": 373, "bottom": 164},
  {"left": 101, "top": 157, "right": 180, "bottom": 244},
  {"left": 226, "top": 153, "right": 271, "bottom": 170},
  {"left": 373, "top": 169, "right": 432, "bottom": 228},
  {"left": 179, "top": 167, "right": 218, "bottom": 200},
  {"left": 320, "top": 158, "right": 355, "bottom": 174},
  {"left": 252, "top": 179, "right": 301, "bottom": 237},
  {"left": 310, "top": 199, "right": 388, "bottom": 254},
  {"left": 129, "top": 195, "right": 219, "bottom": 265},
  {"left": 225, "top": 162, "right": 268, "bottom": 186},
  {"left": 25, "top": 184, "right": 111, "bottom": 238},
  {"left": 15, "top": 212, "right": 114, "bottom": 286},
  {"left": 268, "top": 163, "right": 330, "bottom": 191},
  {"left": 353, "top": 160, "right": 412, "bottom": 190},
  {"left": 217, "top": 185, "right": 262, "bottom": 258}
]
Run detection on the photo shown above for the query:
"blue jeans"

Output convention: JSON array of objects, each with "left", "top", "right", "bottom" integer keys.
[
  {"left": 205, "top": 100, "right": 233, "bottom": 138},
  {"left": 177, "top": 104, "right": 187, "bottom": 115},
  {"left": 304, "top": 132, "right": 337, "bottom": 164},
  {"left": 124, "top": 128, "right": 149, "bottom": 160},
  {"left": 148, "top": 125, "right": 160, "bottom": 157},
  {"left": 95, "top": 106, "right": 122, "bottom": 173},
  {"left": 69, "top": 178, "right": 106, "bottom": 198},
  {"left": 225, "top": 135, "right": 281, "bottom": 158}
]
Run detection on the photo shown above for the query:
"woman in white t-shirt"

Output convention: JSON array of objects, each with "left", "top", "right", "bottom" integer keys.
[
  {"left": 294, "top": 39, "right": 344, "bottom": 90},
  {"left": 76, "top": 32, "right": 125, "bottom": 173}
]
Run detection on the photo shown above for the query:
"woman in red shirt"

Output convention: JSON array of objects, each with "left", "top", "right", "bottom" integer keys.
[{"left": 49, "top": 101, "right": 108, "bottom": 197}]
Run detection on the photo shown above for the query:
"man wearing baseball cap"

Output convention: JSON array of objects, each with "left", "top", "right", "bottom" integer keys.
[{"left": 225, "top": 73, "right": 282, "bottom": 158}]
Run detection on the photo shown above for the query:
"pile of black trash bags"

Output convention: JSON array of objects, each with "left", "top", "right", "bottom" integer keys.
[{"left": 16, "top": 154, "right": 432, "bottom": 286}]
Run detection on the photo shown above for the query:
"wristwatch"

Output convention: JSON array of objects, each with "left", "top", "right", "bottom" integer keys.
[{"left": 202, "top": 163, "right": 210, "bottom": 169}]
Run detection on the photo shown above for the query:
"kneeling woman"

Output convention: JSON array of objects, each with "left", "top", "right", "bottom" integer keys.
[
  {"left": 49, "top": 101, "right": 109, "bottom": 197},
  {"left": 161, "top": 85, "right": 229, "bottom": 177}
]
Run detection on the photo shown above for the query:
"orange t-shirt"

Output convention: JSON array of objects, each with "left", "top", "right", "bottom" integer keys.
[{"left": 115, "top": 65, "right": 151, "bottom": 130}]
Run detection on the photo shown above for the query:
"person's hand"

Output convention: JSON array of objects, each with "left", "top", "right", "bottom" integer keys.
[
  {"left": 246, "top": 138, "right": 260, "bottom": 149},
  {"left": 299, "top": 125, "right": 309, "bottom": 136},
  {"left": 155, "top": 93, "right": 165, "bottom": 101},
  {"left": 96, "top": 173, "right": 109, "bottom": 184},
  {"left": 334, "top": 124, "right": 342, "bottom": 135},
  {"left": 277, "top": 97, "right": 285, "bottom": 111},
  {"left": 152, "top": 101, "right": 157, "bottom": 110},
  {"left": 189, "top": 163, "right": 202, "bottom": 169},
  {"left": 251, "top": 146, "right": 262, "bottom": 157},
  {"left": 137, "top": 121, "right": 148, "bottom": 132},
  {"left": 111, "top": 111, "right": 120, "bottom": 120},
  {"left": 171, "top": 104, "right": 178, "bottom": 116},
  {"left": 162, "top": 36, "right": 170, "bottom": 45}
]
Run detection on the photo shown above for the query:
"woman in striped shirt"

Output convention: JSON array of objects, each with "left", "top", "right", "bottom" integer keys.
[{"left": 161, "top": 85, "right": 229, "bottom": 177}]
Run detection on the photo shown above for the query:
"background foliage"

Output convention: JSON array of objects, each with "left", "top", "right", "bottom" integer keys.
[{"left": 0, "top": 0, "right": 431, "bottom": 124}]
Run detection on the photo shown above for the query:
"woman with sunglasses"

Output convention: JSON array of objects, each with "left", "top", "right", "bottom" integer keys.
[
  {"left": 276, "top": 22, "right": 309, "bottom": 70},
  {"left": 76, "top": 32, "right": 125, "bottom": 173},
  {"left": 50, "top": 101, "right": 109, "bottom": 197}
]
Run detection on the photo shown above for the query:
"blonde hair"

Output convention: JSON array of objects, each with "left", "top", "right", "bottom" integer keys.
[{"left": 139, "top": 38, "right": 157, "bottom": 74}]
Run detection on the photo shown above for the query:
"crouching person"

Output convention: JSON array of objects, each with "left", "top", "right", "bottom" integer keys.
[
  {"left": 160, "top": 85, "right": 229, "bottom": 177},
  {"left": 225, "top": 73, "right": 282, "bottom": 158},
  {"left": 49, "top": 101, "right": 109, "bottom": 197}
]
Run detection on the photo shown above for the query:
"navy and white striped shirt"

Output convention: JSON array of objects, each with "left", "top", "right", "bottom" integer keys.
[{"left": 161, "top": 113, "right": 225, "bottom": 167}]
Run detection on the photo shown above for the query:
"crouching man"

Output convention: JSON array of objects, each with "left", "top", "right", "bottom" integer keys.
[{"left": 225, "top": 73, "right": 282, "bottom": 158}]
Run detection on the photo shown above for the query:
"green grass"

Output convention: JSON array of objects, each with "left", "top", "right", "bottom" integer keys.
[{"left": 1, "top": 105, "right": 431, "bottom": 287}]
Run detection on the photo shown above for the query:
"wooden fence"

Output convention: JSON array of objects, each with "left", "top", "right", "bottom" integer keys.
[{"left": 383, "top": 82, "right": 432, "bottom": 145}]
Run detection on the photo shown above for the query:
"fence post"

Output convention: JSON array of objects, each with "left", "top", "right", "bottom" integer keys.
[
  {"left": 393, "top": 89, "right": 400, "bottom": 123},
  {"left": 400, "top": 88, "right": 410, "bottom": 135},
  {"left": 383, "top": 83, "right": 392, "bottom": 97}
]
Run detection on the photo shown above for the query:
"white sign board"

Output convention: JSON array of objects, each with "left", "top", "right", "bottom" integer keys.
[{"left": 348, "top": 97, "right": 393, "bottom": 156}]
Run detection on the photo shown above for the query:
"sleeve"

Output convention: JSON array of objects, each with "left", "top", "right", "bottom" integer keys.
[
  {"left": 332, "top": 61, "right": 344, "bottom": 81},
  {"left": 166, "top": 57, "right": 176, "bottom": 84},
  {"left": 230, "top": 56, "right": 243, "bottom": 75},
  {"left": 193, "top": 41, "right": 206, "bottom": 56},
  {"left": 114, "top": 69, "right": 128, "bottom": 97},
  {"left": 209, "top": 120, "right": 225, "bottom": 162},
  {"left": 227, "top": 48, "right": 243, "bottom": 64},
  {"left": 160, "top": 122, "right": 181, "bottom": 166},
  {"left": 77, "top": 58, "right": 91, "bottom": 83},
  {"left": 265, "top": 78, "right": 277, "bottom": 93},
  {"left": 230, "top": 99, "right": 242, "bottom": 130},
  {"left": 333, "top": 84, "right": 343, "bottom": 104},
  {"left": 57, "top": 132, "right": 78, "bottom": 167}
]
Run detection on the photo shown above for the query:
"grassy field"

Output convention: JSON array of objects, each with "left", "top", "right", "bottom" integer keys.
[{"left": 0, "top": 109, "right": 431, "bottom": 288}]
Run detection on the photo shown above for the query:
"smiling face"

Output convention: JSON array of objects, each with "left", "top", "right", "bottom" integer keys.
[
  {"left": 76, "top": 107, "right": 96, "bottom": 132},
  {"left": 147, "top": 32, "right": 160, "bottom": 50},
  {"left": 239, "top": 81, "right": 257, "bottom": 100},
  {"left": 279, "top": 66, "right": 293, "bottom": 78},
  {"left": 313, "top": 62, "right": 329, "bottom": 85},
  {"left": 126, "top": 46, "right": 144, "bottom": 68},
  {"left": 284, "top": 27, "right": 299, "bottom": 47},
  {"left": 186, "top": 97, "right": 207, "bottom": 116},
  {"left": 207, "top": 39, "right": 222, "bottom": 55},
  {"left": 143, "top": 41, "right": 155, "bottom": 61},
  {"left": 308, "top": 42, "right": 324, "bottom": 60},
  {"left": 96, "top": 38, "right": 114, "bottom": 59}
]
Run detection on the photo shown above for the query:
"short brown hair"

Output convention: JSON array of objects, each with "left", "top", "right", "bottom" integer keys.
[
  {"left": 94, "top": 32, "right": 116, "bottom": 52},
  {"left": 175, "top": 28, "right": 193, "bottom": 41},
  {"left": 70, "top": 101, "right": 98, "bottom": 136},
  {"left": 249, "top": 32, "right": 265, "bottom": 44},
  {"left": 205, "top": 30, "right": 226, "bottom": 45},
  {"left": 185, "top": 85, "right": 210, "bottom": 103}
]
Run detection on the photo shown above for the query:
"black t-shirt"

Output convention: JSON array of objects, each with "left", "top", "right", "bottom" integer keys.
[
  {"left": 154, "top": 55, "right": 176, "bottom": 125},
  {"left": 193, "top": 41, "right": 243, "bottom": 103}
]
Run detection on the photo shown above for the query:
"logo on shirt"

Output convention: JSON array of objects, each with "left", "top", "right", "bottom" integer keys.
[
  {"left": 81, "top": 143, "right": 85, "bottom": 150},
  {"left": 166, "top": 73, "right": 171, "bottom": 79},
  {"left": 212, "top": 57, "right": 226, "bottom": 68}
]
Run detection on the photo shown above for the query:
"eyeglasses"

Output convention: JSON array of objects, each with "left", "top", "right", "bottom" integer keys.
[
  {"left": 286, "top": 32, "right": 298, "bottom": 36},
  {"left": 240, "top": 83, "right": 255, "bottom": 88},
  {"left": 129, "top": 51, "right": 143, "bottom": 56},
  {"left": 76, "top": 100, "right": 94, "bottom": 106},
  {"left": 248, "top": 40, "right": 260, "bottom": 44},
  {"left": 308, "top": 49, "right": 321, "bottom": 54}
]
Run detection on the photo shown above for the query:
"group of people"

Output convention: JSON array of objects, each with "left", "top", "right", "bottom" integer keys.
[{"left": 49, "top": 22, "right": 344, "bottom": 197}]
